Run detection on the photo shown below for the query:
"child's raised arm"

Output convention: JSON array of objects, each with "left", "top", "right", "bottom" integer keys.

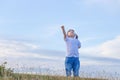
[{"left": 61, "top": 25, "right": 67, "bottom": 39}]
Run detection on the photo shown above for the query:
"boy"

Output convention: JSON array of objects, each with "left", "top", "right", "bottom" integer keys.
[{"left": 61, "top": 25, "right": 81, "bottom": 77}]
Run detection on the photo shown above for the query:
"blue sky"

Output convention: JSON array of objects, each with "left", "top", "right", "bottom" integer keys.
[{"left": 0, "top": 0, "right": 120, "bottom": 76}]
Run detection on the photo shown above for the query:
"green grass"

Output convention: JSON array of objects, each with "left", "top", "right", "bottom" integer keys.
[{"left": 0, "top": 73, "right": 107, "bottom": 80}]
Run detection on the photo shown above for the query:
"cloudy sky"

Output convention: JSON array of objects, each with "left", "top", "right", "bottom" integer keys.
[{"left": 0, "top": 0, "right": 120, "bottom": 75}]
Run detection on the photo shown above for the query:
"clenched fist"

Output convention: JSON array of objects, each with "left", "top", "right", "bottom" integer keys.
[{"left": 61, "top": 25, "right": 64, "bottom": 29}]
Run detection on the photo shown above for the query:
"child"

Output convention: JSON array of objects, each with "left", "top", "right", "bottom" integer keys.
[{"left": 61, "top": 25, "right": 81, "bottom": 77}]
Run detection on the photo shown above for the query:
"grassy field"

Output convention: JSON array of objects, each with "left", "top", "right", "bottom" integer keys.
[
  {"left": 0, "top": 62, "right": 119, "bottom": 80},
  {"left": 0, "top": 73, "right": 107, "bottom": 80}
]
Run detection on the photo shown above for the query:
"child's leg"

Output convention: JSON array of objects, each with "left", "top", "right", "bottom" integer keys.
[
  {"left": 73, "top": 57, "right": 80, "bottom": 77},
  {"left": 65, "top": 57, "right": 73, "bottom": 76}
]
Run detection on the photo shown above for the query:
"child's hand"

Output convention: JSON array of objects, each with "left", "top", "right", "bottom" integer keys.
[{"left": 61, "top": 25, "right": 64, "bottom": 29}]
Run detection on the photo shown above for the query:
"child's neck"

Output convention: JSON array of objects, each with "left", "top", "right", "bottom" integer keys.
[{"left": 68, "top": 36, "right": 74, "bottom": 38}]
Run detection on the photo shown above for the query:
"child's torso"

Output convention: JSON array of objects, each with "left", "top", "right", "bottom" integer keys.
[{"left": 65, "top": 37, "right": 80, "bottom": 57}]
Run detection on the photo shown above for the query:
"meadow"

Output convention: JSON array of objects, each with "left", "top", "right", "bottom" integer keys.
[
  {"left": 0, "top": 73, "right": 106, "bottom": 80},
  {"left": 0, "top": 62, "right": 120, "bottom": 80}
]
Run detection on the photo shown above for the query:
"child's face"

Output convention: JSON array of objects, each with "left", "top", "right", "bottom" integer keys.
[{"left": 67, "top": 30, "right": 75, "bottom": 38}]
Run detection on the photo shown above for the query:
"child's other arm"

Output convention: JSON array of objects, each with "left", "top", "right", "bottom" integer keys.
[
  {"left": 78, "top": 41, "right": 81, "bottom": 49},
  {"left": 75, "top": 34, "right": 78, "bottom": 39},
  {"left": 61, "top": 25, "right": 67, "bottom": 39}
]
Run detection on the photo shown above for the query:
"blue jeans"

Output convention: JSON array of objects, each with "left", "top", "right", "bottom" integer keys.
[{"left": 65, "top": 57, "right": 80, "bottom": 77}]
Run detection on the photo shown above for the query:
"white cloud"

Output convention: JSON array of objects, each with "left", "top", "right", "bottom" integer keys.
[
  {"left": 30, "top": 53, "right": 64, "bottom": 60},
  {"left": 0, "top": 39, "right": 64, "bottom": 60},
  {"left": 80, "top": 35, "right": 120, "bottom": 59},
  {"left": 100, "top": 36, "right": 120, "bottom": 58},
  {"left": 0, "top": 39, "right": 38, "bottom": 57},
  {"left": 0, "top": 39, "right": 64, "bottom": 70}
]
